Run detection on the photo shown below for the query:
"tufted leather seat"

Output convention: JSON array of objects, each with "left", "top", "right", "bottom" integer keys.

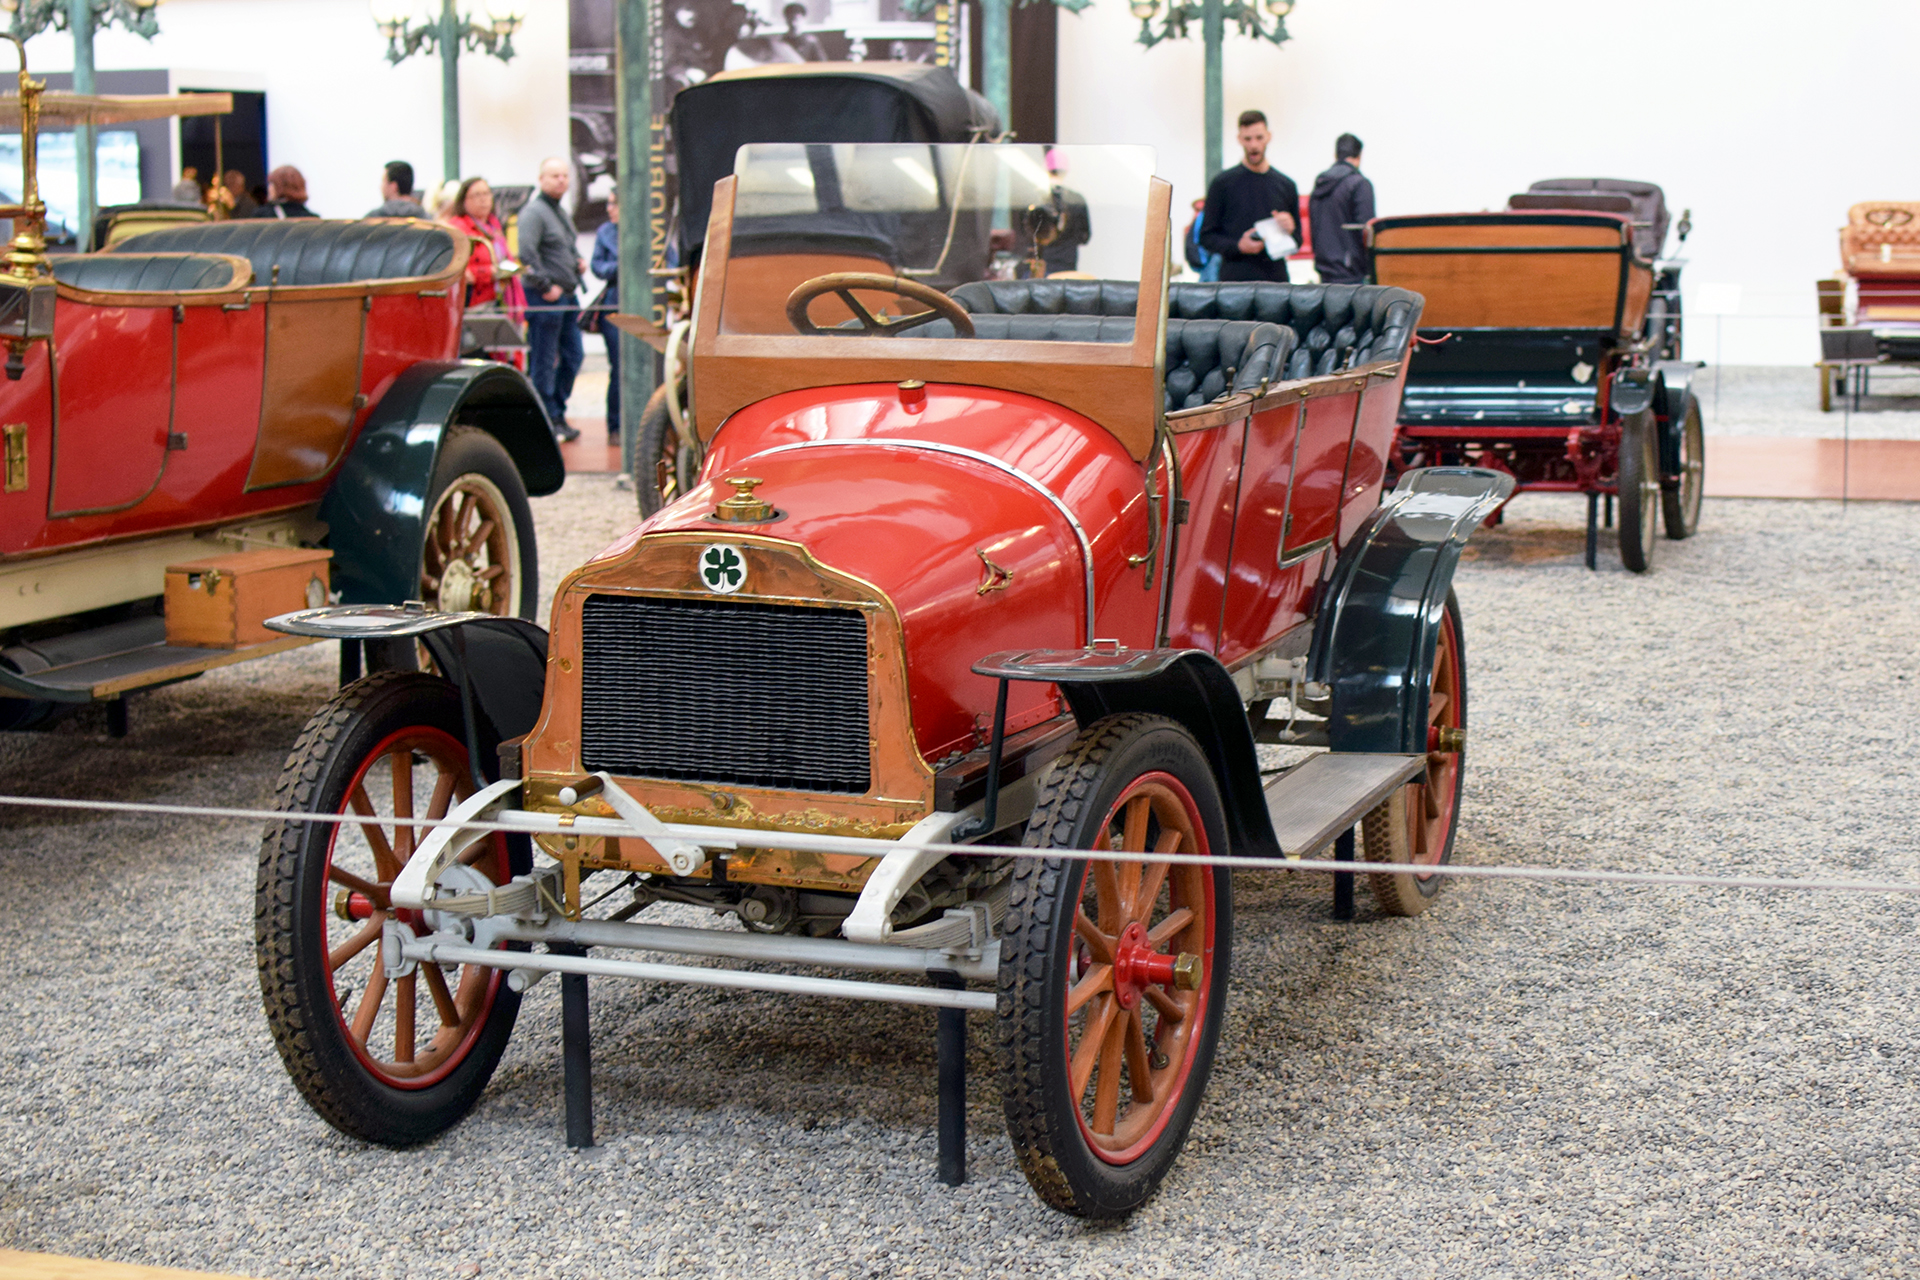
[
  {"left": 947, "top": 278, "right": 1418, "bottom": 411},
  {"left": 53, "top": 253, "right": 247, "bottom": 293},
  {"left": 112, "top": 219, "right": 457, "bottom": 287}
]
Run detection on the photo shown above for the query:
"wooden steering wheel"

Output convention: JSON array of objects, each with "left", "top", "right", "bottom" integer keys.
[{"left": 785, "top": 273, "right": 975, "bottom": 338}]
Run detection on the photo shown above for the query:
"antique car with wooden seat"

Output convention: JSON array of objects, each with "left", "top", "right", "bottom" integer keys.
[
  {"left": 1369, "top": 180, "right": 1704, "bottom": 572},
  {"left": 0, "top": 61, "right": 560, "bottom": 733},
  {"left": 255, "top": 143, "right": 1510, "bottom": 1218},
  {"left": 1817, "top": 200, "right": 1920, "bottom": 411}
]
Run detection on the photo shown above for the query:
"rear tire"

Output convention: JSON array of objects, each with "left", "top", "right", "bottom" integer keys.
[
  {"left": 999, "top": 713, "right": 1232, "bottom": 1218},
  {"left": 1661, "top": 394, "right": 1704, "bottom": 540},
  {"left": 422, "top": 427, "right": 539, "bottom": 620},
  {"left": 256, "top": 671, "right": 527, "bottom": 1145},
  {"left": 636, "top": 384, "right": 697, "bottom": 519},
  {"left": 1616, "top": 409, "right": 1660, "bottom": 573},
  {"left": 1364, "top": 595, "right": 1466, "bottom": 916}
]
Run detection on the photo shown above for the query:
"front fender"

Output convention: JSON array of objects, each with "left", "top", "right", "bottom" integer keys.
[
  {"left": 1306, "top": 467, "right": 1513, "bottom": 754},
  {"left": 322, "top": 361, "right": 561, "bottom": 606},
  {"left": 1653, "top": 359, "right": 1701, "bottom": 477}
]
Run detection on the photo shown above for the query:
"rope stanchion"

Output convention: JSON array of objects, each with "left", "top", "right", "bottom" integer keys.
[{"left": 4, "top": 791, "right": 1919, "bottom": 898}]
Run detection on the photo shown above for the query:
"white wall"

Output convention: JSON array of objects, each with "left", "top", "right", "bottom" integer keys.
[
  {"left": 19, "top": 0, "right": 569, "bottom": 217},
  {"left": 1057, "top": 0, "right": 1920, "bottom": 365}
]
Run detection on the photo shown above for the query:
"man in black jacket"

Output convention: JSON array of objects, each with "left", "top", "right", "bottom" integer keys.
[
  {"left": 1308, "top": 134, "right": 1376, "bottom": 284},
  {"left": 1197, "top": 110, "right": 1298, "bottom": 283},
  {"left": 520, "top": 156, "right": 586, "bottom": 442}
]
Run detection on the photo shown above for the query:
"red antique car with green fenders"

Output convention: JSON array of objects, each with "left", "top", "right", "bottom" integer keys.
[
  {"left": 258, "top": 142, "right": 1511, "bottom": 1217},
  {"left": 0, "top": 51, "right": 559, "bottom": 732}
]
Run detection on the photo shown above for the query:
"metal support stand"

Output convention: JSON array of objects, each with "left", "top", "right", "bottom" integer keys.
[
  {"left": 1584, "top": 492, "right": 1599, "bottom": 571},
  {"left": 106, "top": 696, "right": 128, "bottom": 739},
  {"left": 553, "top": 943, "right": 595, "bottom": 1149},
  {"left": 339, "top": 638, "right": 362, "bottom": 686},
  {"left": 932, "top": 971, "right": 966, "bottom": 1186},
  {"left": 1332, "top": 826, "right": 1355, "bottom": 920},
  {"left": 1603, "top": 493, "right": 1613, "bottom": 528}
]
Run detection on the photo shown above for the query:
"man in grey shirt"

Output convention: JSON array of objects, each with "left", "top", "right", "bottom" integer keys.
[
  {"left": 519, "top": 157, "right": 586, "bottom": 441},
  {"left": 365, "top": 160, "right": 429, "bottom": 219}
]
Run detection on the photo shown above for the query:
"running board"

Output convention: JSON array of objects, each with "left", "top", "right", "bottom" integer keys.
[{"left": 1264, "top": 752, "right": 1426, "bottom": 858}]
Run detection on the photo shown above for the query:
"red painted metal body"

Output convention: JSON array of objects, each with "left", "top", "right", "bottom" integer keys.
[{"left": 1, "top": 284, "right": 462, "bottom": 560}]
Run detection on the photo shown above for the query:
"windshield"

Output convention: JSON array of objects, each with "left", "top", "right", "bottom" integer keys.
[{"left": 718, "top": 142, "right": 1157, "bottom": 340}]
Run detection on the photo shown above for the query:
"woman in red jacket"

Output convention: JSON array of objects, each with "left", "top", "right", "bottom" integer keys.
[{"left": 446, "top": 176, "right": 528, "bottom": 368}]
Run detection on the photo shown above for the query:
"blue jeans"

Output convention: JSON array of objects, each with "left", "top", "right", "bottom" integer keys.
[
  {"left": 527, "top": 296, "right": 584, "bottom": 426},
  {"left": 603, "top": 324, "right": 620, "bottom": 435}
]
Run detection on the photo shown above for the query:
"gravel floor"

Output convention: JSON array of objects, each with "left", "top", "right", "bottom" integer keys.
[
  {"left": 1699, "top": 365, "right": 1920, "bottom": 438},
  {"left": 4, "top": 481, "right": 1919, "bottom": 1280}
]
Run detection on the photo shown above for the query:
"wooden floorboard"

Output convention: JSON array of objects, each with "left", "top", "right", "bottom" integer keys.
[
  {"left": 1705, "top": 436, "right": 1920, "bottom": 501},
  {"left": 0, "top": 1250, "right": 256, "bottom": 1280}
]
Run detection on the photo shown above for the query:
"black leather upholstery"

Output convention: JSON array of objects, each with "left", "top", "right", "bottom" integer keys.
[
  {"left": 113, "top": 219, "right": 457, "bottom": 287},
  {"left": 947, "top": 278, "right": 1418, "bottom": 411},
  {"left": 53, "top": 253, "right": 245, "bottom": 293}
]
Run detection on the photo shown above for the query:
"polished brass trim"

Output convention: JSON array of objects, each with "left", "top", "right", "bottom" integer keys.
[
  {"left": 711, "top": 474, "right": 776, "bottom": 523},
  {"left": 2, "top": 422, "right": 25, "bottom": 492}
]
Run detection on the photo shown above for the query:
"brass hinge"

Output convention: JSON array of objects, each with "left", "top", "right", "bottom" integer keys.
[
  {"left": 3, "top": 422, "right": 26, "bottom": 492},
  {"left": 1281, "top": 512, "right": 1295, "bottom": 540}
]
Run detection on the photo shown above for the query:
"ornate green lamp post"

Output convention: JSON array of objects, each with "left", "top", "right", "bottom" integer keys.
[
  {"left": 1, "top": 0, "right": 159, "bottom": 239},
  {"left": 371, "top": 0, "right": 523, "bottom": 185},
  {"left": 1129, "top": 0, "right": 1293, "bottom": 187}
]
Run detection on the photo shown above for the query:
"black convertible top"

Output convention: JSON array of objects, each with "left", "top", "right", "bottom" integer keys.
[
  {"left": 1513, "top": 178, "right": 1669, "bottom": 260},
  {"left": 670, "top": 62, "right": 999, "bottom": 264}
]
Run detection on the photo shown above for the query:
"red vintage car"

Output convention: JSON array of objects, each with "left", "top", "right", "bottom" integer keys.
[
  {"left": 0, "top": 67, "right": 559, "bottom": 732},
  {"left": 258, "top": 143, "right": 1510, "bottom": 1217}
]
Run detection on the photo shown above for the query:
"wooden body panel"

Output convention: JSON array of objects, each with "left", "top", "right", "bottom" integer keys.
[
  {"left": 720, "top": 252, "right": 896, "bottom": 334},
  {"left": 1371, "top": 214, "right": 1650, "bottom": 334}
]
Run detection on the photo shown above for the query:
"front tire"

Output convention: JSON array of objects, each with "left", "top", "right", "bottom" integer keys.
[
  {"left": 999, "top": 713, "right": 1232, "bottom": 1218},
  {"left": 1616, "top": 409, "right": 1660, "bottom": 573},
  {"left": 1661, "top": 393, "right": 1704, "bottom": 540},
  {"left": 256, "top": 671, "right": 527, "bottom": 1145},
  {"left": 636, "top": 384, "right": 697, "bottom": 519}
]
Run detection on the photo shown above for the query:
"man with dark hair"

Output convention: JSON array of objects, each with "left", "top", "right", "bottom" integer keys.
[
  {"left": 366, "top": 160, "right": 429, "bottom": 219},
  {"left": 1309, "top": 133, "right": 1375, "bottom": 284},
  {"left": 1198, "top": 109, "right": 1300, "bottom": 283},
  {"left": 778, "top": 2, "right": 826, "bottom": 60}
]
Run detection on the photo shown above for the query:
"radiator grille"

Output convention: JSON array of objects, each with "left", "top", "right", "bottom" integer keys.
[{"left": 579, "top": 593, "right": 872, "bottom": 793}]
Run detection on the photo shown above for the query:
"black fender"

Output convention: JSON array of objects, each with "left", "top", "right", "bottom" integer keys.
[
  {"left": 973, "top": 647, "right": 1281, "bottom": 859},
  {"left": 1305, "top": 467, "right": 1513, "bottom": 755},
  {"left": 321, "top": 361, "right": 562, "bottom": 607},
  {"left": 1652, "top": 359, "right": 1701, "bottom": 480},
  {"left": 267, "top": 604, "right": 549, "bottom": 780}
]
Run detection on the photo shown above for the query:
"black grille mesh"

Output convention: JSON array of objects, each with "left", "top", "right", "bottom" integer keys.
[{"left": 580, "top": 593, "right": 872, "bottom": 793}]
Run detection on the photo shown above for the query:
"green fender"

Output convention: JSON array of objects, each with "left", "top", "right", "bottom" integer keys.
[
  {"left": 1305, "top": 467, "right": 1514, "bottom": 755},
  {"left": 321, "top": 361, "right": 562, "bottom": 608}
]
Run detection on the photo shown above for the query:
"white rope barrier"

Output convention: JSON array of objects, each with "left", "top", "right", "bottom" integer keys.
[{"left": 4, "top": 791, "right": 1918, "bottom": 898}]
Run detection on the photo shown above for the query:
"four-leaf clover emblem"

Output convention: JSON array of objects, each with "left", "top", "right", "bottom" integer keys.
[{"left": 700, "top": 544, "right": 746, "bottom": 594}]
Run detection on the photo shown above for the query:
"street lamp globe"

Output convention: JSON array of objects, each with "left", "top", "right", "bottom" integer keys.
[
  {"left": 1264, "top": 0, "right": 1294, "bottom": 14},
  {"left": 1128, "top": 0, "right": 1158, "bottom": 19}
]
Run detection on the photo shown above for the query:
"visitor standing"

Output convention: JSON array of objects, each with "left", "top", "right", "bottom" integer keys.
[
  {"left": 1309, "top": 134, "right": 1375, "bottom": 284},
  {"left": 366, "top": 161, "right": 430, "bottom": 219},
  {"left": 1036, "top": 148, "right": 1091, "bottom": 276},
  {"left": 520, "top": 156, "right": 586, "bottom": 443},
  {"left": 253, "top": 166, "right": 317, "bottom": 218},
  {"left": 445, "top": 176, "right": 527, "bottom": 367},
  {"left": 221, "top": 170, "right": 257, "bottom": 219},
  {"left": 589, "top": 187, "right": 622, "bottom": 442},
  {"left": 1183, "top": 197, "right": 1219, "bottom": 281},
  {"left": 171, "top": 166, "right": 202, "bottom": 204},
  {"left": 1197, "top": 110, "right": 1298, "bottom": 283}
]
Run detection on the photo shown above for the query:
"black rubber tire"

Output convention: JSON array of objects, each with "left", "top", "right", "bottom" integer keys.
[
  {"left": 1661, "top": 394, "right": 1705, "bottom": 540},
  {"left": 424, "top": 426, "right": 539, "bottom": 620},
  {"left": 999, "top": 712, "right": 1233, "bottom": 1219},
  {"left": 636, "top": 383, "right": 697, "bottom": 519},
  {"left": 255, "top": 671, "right": 527, "bottom": 1146},
  {"left": 0, "top": 695, "right": 60, "bottom": 731},
  {"left": 1616, "top": 409, "right": 1660, "bottom": 574},
  {"left": 1363, "top": 593, "right": 1466, "bottom": 916}
]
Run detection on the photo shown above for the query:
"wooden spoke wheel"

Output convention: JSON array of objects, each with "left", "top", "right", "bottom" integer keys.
[
  {"left": 1616, "top": 409, "right": 1660, "bottom": 573},
  {"left": 257, "top": 671, "right": 528, "bottom": 1145},
  {"left": 420, "top": 427, "right": 538, "bottom": 620},
  {"left": 636, "top": 383, "right": 698, "bottom": 519},
  {"left": 1364, "top": 594, "right": 1467, "bottom": 916},
  {"left": 1661, "top": 393, "right": 1705, "bottom": 540},
  {"left": 1000, "top": 713, "right": 1232, "bottom": 1219}
]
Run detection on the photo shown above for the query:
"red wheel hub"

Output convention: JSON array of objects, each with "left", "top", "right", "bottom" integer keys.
[{"left": 1109, "top": 920, "right": 1200, "bottom": 1010}]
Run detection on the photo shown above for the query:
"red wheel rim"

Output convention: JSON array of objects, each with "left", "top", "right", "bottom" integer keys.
[
  {"left": 321, "top": 725, "right": 508, "bottom": 1089},
  {"left": 1063, "top": 772, "right": 1216, "bottom": 1164},
  {"left": 1408, "top": 608, "right": 1463, "bottom": 876}
]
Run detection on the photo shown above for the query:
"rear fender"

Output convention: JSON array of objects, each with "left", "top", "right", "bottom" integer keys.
[
  {"left": 322, "top": 361, "right": 561, "bottom": 606},
  {"left": 1306, "top": 467, "right": 1513, "bottom": 755},
  {"left": 973, "top": 647, "right": 1281, "bottom": 859},
  {"left": 1652, "top": 360, "right": 1701, "bottom": 478}
]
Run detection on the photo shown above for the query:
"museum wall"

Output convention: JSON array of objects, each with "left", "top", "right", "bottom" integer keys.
[
  {"left": 20, "top": 0, "right": 569, "bottom": 218},
  {"left": 1058, "top": 0, "right": 1920, "bottom": 365}
]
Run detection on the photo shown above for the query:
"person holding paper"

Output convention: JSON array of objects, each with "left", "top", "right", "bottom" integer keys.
[{"left": 1197, "top": 110, "right": 1300, "bottom": 283}]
